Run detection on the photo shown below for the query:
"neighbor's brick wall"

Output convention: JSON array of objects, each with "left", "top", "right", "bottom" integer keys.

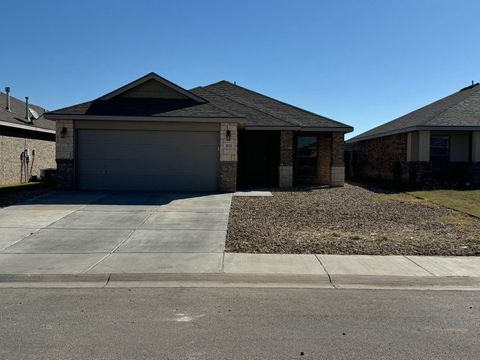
[
  {"left": 353, "top": 133, "right": 409, "bottom": 182},
  {"left": 219, "top": 123, "right": 237, "bottom": 192},
  {"left": 0, "top": 129, "right": 55, "bottom": 185},
  {"left": 56, "top": 120, "right": 75, "bottom": 189}
]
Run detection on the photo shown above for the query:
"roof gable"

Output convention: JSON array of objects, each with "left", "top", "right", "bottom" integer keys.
[{"left": 100, "top": 72, "right": 206, "bottom": 103}]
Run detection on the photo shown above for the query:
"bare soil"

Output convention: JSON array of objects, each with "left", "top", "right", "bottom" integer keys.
[{"left": 226, "top": 183, "right": 480, "bottom": 255}]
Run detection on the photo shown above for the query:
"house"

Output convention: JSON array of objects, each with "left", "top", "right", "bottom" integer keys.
[
  {"left": 0, "top": 88, "right": 56, "bottom": 185},
  {"left": 44, "top": 72, "right": 352, "bottom": 192},
  {"left": 347, "top": 83, "right": 480, "bottom": 187}
]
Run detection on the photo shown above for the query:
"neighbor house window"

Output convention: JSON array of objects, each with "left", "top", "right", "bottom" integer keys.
[
  {"left": 430, "top": 135, "right": 450, "bottom": 162},
  {"left": 297, "top": 136, "right": 317, "bottom": 176}
]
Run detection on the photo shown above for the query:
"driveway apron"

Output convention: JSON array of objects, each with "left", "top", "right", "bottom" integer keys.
[{"left": 0, "top": 191, "right": 232, "bottom": 274}]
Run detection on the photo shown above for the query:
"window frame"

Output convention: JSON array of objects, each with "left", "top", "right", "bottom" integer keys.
[
  {"left": 295, "top": 135, "right": 318, "bottom": 177},
  {"left": 430, "top": 135, "right": 450, "bottom": 162}
]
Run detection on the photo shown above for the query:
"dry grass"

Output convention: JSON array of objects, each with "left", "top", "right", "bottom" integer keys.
[{"left": 409, "top": 190, "right": 480, "bottom": 218}]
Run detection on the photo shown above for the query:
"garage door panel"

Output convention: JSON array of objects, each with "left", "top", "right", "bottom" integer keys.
[{"left": 77, "top": 129, "right": 219, "bottom": 191}]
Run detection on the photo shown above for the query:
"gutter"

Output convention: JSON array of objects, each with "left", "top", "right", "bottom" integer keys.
[
  {"left": 44, "top": 114, "right": 245, "bottom": 124},
  {"left": 347, "top": 125, "right": 480, "bottom": 143},
  {"left": 245, "top": 125, "right": 353, "bottom": 132}
]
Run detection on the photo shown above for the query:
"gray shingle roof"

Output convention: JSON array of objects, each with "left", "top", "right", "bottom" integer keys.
[
  {"left": 46, "top": 74, "right": 352, "bottom": 131},
  {"left": 0, "top": 92, "right": 55, "bottom": 131},
  {"left": 51, "top": 98, "right": 238, "bottom": 118},
  {"left": 195, "top": 81, "right": 352, "bottom": 130},
  {"left": 349, "top": 83, "right": 480, "bottom": 142}
]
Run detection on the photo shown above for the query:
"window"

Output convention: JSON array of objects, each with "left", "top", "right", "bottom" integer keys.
[
  {"left": 430, "top": 135, "right": 450, "bottom": 162},
  {"left": 297, "top": 136, "right": 317, "bottom": 176}
]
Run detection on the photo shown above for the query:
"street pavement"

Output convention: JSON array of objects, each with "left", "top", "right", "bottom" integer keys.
[{"left": 0, "top": 287, "right": 478, "bottom": 359}]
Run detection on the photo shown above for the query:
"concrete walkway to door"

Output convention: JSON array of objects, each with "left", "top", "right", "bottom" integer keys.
[{"left": 0, "top": 191, "right": 232, "bottom": 274}]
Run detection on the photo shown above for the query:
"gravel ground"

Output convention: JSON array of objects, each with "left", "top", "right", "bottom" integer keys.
[
  {"left": 0, "top": 188, "right": 53, "bottom": 209},
  {"left": 226, "top": 183, "right": 480, "bottom": 256}
]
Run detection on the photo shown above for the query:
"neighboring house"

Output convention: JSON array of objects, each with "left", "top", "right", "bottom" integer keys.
[
  {"left": 347, "top": 83, "right": 480, "bottom": 187},
  {"left": 44, "top": 72, "right": 352, "bottom": 192},
  {"left": 0, "top": 88, "right": 56, "bottom": 185}
]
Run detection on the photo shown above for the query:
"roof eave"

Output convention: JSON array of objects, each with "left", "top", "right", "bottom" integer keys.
[
  {"left": 245, "top": 125, "right": 353, "bottom": 132},
  {"left": 347, "top": 125, "right": 480, "bottom": 143},
  {"left": 0, "top": 120, "right": 55, "bottom": 134},
  {"left": 44, "top": 113, "right": 245, "bottom": 124}
]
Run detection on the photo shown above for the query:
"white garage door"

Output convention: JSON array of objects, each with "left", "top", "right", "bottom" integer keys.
[{"left": 77, "top": 129, "right": 219, "bottom": 191}]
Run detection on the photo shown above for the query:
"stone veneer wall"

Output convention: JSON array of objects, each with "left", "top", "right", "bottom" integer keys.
[
  {"left": 55, "top": 120, "right": 75, "bottom": 189},
  {"left": 473, "top": 162, "right": 480, "bottom": 187},
  {"left": 219, "top": 123, "right": 238, "bottom": 192},
  {"left": 352, "top": 133, "right": 409, "bottom": 183},
  {"left": 0, "top": 128, "right": 55, "bottom": 185},
  {"left": 279, "top": 130, "right": 293, "bottom": 187}
]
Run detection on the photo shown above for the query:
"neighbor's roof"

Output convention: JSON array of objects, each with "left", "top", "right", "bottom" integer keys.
[
  {"left": 0, "top": 92, "right": 55, "bottom": 132},
  {"left": 349, "top": 83, "right": 480, "bottom": 142},
  {"left": 46, "top": 73, "right": 352, "bottom": 131}
]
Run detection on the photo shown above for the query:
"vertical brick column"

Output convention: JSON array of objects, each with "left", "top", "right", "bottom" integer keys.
[
  {"left": 219, "top": 123, "right": 237, "bottom": 192},
  {"left": 279, "top": 130, "right": 293, "bottom": 187},
  {"left": 317, "top": 134, "right": 332, "bottom": 185},
  {"left": 55, "top": 120, "right": 75, "bottom": 189},
  {"left": 331, "top": 132, "right": 345, "bottom": 186}
]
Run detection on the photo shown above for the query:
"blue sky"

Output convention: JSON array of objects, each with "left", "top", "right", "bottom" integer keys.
[{"left": 3, "top": 0, "right": 479, "bottom": 138}]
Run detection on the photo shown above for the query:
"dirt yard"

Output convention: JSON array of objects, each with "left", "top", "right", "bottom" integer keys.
[
  {"left": 0, "top": 185, "right": 53, "bottom": 209},
  {"left": 226, "top": 183, "right": 480, "bottom": 256}
]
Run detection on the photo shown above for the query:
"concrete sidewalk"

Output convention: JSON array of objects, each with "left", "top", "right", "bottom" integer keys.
[{"left": 0, "top": 253, "right": 479, "bottom": 290}]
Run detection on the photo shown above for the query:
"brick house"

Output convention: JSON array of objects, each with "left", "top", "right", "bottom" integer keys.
[
  {"left": 347, "top": 83, "right": 480, "bottom": 187},
  {"left": 44, "top": 73, "right": 352, "bottom": 192},
  {"left": 0, "top": 88, "right": 56, "bottom": 185}
]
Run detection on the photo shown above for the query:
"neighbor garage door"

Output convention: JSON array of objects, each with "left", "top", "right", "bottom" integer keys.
[{"left": 76, "top": 129, "right": 219, "bottom": 191}]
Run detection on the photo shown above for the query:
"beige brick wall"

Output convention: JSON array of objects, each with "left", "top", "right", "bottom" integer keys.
[
  {"left": 0, "top": 132, "right": 56, "bottom": 185},
  {"left": 56, "top": 120, "right": 74, "bottom": 160},
  {"left": 219, "top": 123, "right": 238, "bottom": 191},
  {"left": 219, "top": 123, "right": 237, "bottom": 162}
]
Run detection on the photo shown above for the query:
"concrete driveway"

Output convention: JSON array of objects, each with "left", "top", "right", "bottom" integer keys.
[{"left": 0, "top": 191, "right": 232, "bottom": 274}]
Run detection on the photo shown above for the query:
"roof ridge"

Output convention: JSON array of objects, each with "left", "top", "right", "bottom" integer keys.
[
  {"left": 202, "top": 85, "right": 299, "bottom": 127},
  {"left": 190, "top": 87, "right": 245, "bottom": 118},
  {"left": 210, "top": 81, "right": 350, "bottom": 128}
]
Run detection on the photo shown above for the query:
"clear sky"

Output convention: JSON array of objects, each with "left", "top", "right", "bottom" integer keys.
[{"left": 3, "top": 0, "right": 479, "bottom": 138}]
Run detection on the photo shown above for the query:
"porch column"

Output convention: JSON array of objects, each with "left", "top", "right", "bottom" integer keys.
[
  {"left": 56, "top": 120, "right": 75, "bottom": 190},
  {"left": 219, "top": 123, "right": 238, "bottom": 192},
  {"left": 406, "top": 131, "right": 431, "bottom": 185},
  {"left": 472, "top": 132, "right": 480, "bottom": 161},
  {"left": 330, "top": 132, "right": 345, "bottom": 186},
  {"left": 418, "top": 130, "right": 430, "bottom": 161},
  {"left": 279, "top": 130, "right": 293, "bottom": 187}
]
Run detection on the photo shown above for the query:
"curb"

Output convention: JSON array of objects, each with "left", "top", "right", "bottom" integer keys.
[{"left": 0, "top": 273, "right": 479, "bottom": 290}]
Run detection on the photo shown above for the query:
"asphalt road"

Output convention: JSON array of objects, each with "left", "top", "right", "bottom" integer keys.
[{"left": 0, "top": 288, "right": 478, "bottom": 359}]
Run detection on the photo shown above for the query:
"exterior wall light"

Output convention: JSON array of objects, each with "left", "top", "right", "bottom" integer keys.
[{"left": 226, "top": 129, "right": 231, "bottom": 141}]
